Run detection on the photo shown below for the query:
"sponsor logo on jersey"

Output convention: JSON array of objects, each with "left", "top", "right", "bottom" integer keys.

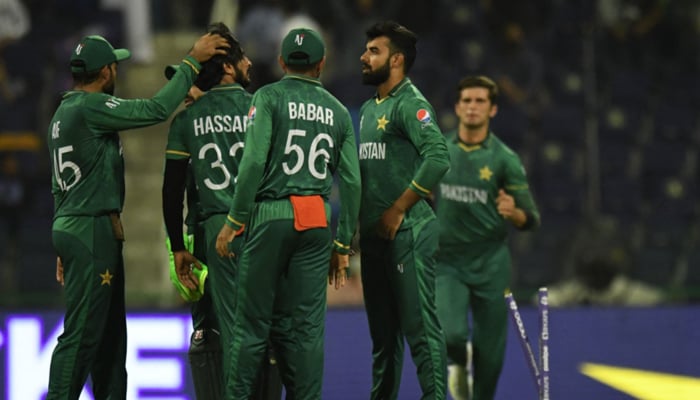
[
  {"left": 248, "top": 106, "right": 256, "bottom": 122},
  {"left": 416, "top": 109, "right": 431, "bottom": 124}
]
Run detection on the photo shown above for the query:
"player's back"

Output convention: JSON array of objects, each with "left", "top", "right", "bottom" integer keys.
[{"left": 252, "top": 75, "right": 354, "bottom": 201}]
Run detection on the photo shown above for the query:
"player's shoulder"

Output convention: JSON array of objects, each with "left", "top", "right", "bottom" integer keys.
[
  {"left": 82, "top": 92, "right": 122, "bottom": 109},
  {"left": 489, "top": 133, "right": 521, "bottom": 160}
]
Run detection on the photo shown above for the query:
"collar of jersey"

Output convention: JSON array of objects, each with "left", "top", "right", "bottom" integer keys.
[
  {"left": 282, "top": 74, "right": 322, "bottom": 86},
  {"left": 374, "top": 77, "right": 412, "bottom": 104},
  {"left": 456, "top": 131, "right": 492, "bottom": 152},
  {"left": 209, "top": 83, "right": 245, "bottom": 92}
]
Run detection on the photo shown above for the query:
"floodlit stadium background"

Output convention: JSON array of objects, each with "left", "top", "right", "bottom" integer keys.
[{"left": 0, "top": 1, "right": 698, "bottom": 399}]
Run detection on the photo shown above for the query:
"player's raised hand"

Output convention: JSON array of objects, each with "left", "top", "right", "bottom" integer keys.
[
  {"left": 496, "top": 189, "right": 516, "bottom": 219},
  {"left": 188, "top": 33, "right": 230, "bottom": 63}
]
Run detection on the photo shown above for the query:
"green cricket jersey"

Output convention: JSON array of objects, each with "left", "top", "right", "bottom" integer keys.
[
  {"left": 165, "top": 83, "right": 252, "bottom": 220},
  {"left": 48, "top": 56, "right": 202, "bottom": 218},
  {"left": 226, "top": 74, "right": 361, "bottom": 251},
  {"left": 435, "top": 132, "right": 540, "bottom": 249},
  {"left": 358, "top": 77, "right": 449, "bottom": 232}
]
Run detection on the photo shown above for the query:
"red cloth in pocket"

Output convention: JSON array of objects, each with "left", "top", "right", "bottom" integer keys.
[{"left": 290, "top": 195, "right": 328, "bottom": 231}]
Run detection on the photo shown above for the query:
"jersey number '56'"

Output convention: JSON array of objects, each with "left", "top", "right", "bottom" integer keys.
[{"left": 282, "top": 129, "right": 333, "bottom": 180}]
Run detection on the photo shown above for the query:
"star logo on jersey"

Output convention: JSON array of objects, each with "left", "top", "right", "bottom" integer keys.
[
  {"left": 100, "top": 269, "right": 113, "bottom": 286},
  {"left": 377, "top": 114, "right": 389, "bottom": 131},
  {"left": 479, "top": 166, "right": 493, "bottom": 181}
]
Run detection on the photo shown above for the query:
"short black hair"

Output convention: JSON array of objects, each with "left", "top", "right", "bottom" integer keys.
[
  {"left": 71, "top": 68, "right": 103, "bottom": 86},
  {"left": 456, "top": 76, "right": 499, "bottom": 105},
  {"left": 365, "top": 21, "right": 417, "bottom": 74},
  {"left": 196, "top": 22, "right": 245, "bottom": 90}
]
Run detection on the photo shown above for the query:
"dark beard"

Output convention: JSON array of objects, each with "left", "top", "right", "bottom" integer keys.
[
  {"left": 361, "top": 60, "right": 390, "bottom": 86},
  {"left": 235, "top": 65, "right": 251, "bottom": 88}
]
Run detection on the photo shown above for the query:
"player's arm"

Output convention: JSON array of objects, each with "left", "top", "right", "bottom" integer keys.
[
  {"left": 162, "top": 157, "right": 188, "bottom": 252},
  {"left": 333, "top": 115, "right": 362, "bottom": 254},
  {"left": 399, "top": 101, "right": 450, "bottom": 201},
  {"left": 84, "top": 34, "right": 230, "bottom": 132},
  {"left": 498, "top": 154, "right": 540, "bottom": 230},
  {"left": 227, "top": 93, "right": 272, "bottom": 228},
  {"left": 216, "top": 93, "right": 272, "bottom": 257},
  {"left": 162, "top": 113, "right": 192, "bottom": 252}
]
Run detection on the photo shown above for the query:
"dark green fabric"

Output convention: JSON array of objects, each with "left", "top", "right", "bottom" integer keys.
[
  {"left": 358, "top": 77, "right": 449, "bottom": 233},
  {"left": 360, "top": 219, "right": 447, "bottom": 400},
  {"left": 436, "top": 243, "right": 510, "bottom": 400},
  {"left": 48, "top": 56, "right": 199, "bottom": 218},
  {"left": 434, "top": 130, "right": 538, "bottom": 400},
  {"left": 48, "top": 215, "right": 126, "bottom": 399},
  {"left": 226, "top": 74, "right": 361, "bottom": 249},
  {"left": 435, "top": 132, "right": 540, "bottom": 248},
  {"left": 189, "top": 219, "right": 217, "bottom": 332},
  {"left": 201, "top": 214, "right": 241, "bottom": 372},
  {"left": 226, "top": 219, "right": 331, "bottom": 399},
  {"left": 165, "top": 83, "right": 252, "bottom": 220}
]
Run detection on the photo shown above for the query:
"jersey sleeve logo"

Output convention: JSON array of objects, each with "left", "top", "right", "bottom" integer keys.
[
  {"left": 416, "top": 109, "right": 431, "bottom": 124},
  {"left": 247, "top": 106, "right": 256, "bottom": 122}
]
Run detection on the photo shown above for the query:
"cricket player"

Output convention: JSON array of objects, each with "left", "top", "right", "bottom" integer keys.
[
  {"left": 434, "top": 76, "right": 540, "bottom": 400},
  {"left": 46, "top": 33, "right": 228, "bottom": 399},
  {"left": 215, "top": 27, "right": 361, "bottom": 399},
  {"left": 358, "top": 20, "right": 450, "bottom": 400},
  {"left": 162, "top": 23, "right": 282, "bottom": 399}
]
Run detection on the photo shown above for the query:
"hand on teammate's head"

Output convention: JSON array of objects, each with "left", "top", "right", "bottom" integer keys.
[{"left": 188, "top": 33, "right": 230, "bottom": 63}]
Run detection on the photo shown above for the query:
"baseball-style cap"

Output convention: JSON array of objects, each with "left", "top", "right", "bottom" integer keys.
[
  {"left": 70, "top": 35, "right": 131, "bottom": 73},
  {"left": 281, "top": 28, "right": 325, "bottom": 65}
]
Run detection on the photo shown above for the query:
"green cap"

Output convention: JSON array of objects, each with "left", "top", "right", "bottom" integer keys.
[
  {"left": 70, "top": 35, "right": 131, "bottom": 73},
  {"left": 281, "top": 28, "right": 325, "bottom": 65}
]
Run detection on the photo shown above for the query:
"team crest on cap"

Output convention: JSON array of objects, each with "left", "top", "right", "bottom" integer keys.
[
  {"left": 416, "top": 109, "right": 431, "bottom": 124},
  {"left": 248, "top": 106, "right": 256, "bottom": 121},
  {"left": 75, "top": 43, "right": 84, "bottom": 55},
  {"left": 295, "top": 34, "right": 304, "bottom": 45}
]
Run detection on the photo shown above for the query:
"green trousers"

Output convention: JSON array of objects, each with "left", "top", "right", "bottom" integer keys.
[
  {"left": 360, "top": 219, "right": 447, "bottom": 400},
  {"left": 48, "top": 215, "right": 127, "bottom": 400},
  {"left": 225, "top": 217, "right": 331, "bottom": 399},
  {"left": 190, "top": 221, "right": 217, "bottom": 332},
  {"left": 436, "top": 242, "right": 510, "bottom": 400},
  {"left": 201, "top": 214, "right": 241, "bottom": 374}
]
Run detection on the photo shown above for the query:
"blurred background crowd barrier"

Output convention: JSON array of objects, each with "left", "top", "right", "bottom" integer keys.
[{"left": 0, "top": 0, "right": 698, "bottom": 309}]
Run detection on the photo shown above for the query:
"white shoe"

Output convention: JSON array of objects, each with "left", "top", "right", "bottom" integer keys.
[{"left": 448, "top": 364, "right": 469, "bottom": 400}]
